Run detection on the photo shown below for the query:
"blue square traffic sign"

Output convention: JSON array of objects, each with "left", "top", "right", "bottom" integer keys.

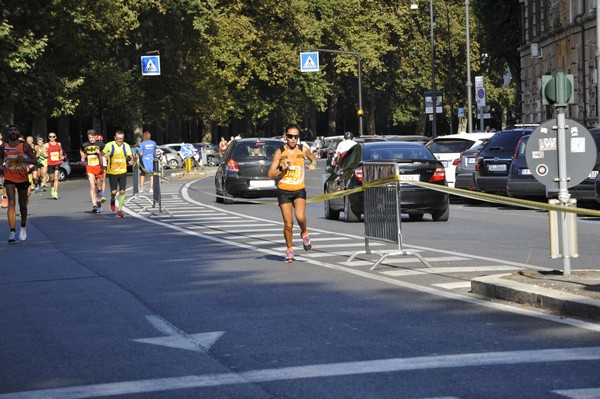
[
  {"left": 141, "top": 55, "right": 161, "bottom": 76},
  {"left": 300, "top": 52, "right": 319, "bottom": 72}
]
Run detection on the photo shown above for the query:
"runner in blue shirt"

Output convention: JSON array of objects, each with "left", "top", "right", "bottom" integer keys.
[{"left": 139, "top": 131, "right": 157, "bottom": 193}]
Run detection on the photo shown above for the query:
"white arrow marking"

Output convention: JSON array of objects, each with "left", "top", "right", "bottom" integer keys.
[{"left": 132, "top": 315, "right": 224, "bottom": 353}]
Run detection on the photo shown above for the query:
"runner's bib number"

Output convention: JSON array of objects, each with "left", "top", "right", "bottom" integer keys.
[
  {"left": 6, "top": 156, "right": 21, "bottom": 169},
  {"left": 87, "top": 154, "right": 100, "bottom": 166},
  {"left": 280, "top": 165, "right": 304, "bottom": 186},
  {"left": 50, "top": 152, "right": 60, "bottom": 162}
]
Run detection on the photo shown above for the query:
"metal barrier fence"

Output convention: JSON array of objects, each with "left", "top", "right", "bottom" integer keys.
[
  {"left": 126, "top": 158, "right": 172, "bottom": 216},
  {"left": 347, "top": 161, "right": 432, "bottom": 271}
]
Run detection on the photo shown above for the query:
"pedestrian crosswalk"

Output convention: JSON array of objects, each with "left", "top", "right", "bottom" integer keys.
[{"left": 125, "top": 191, "right": 536, "bottom": 294}]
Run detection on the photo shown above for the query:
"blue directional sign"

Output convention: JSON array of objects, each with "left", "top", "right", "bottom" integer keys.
[
  {"left": 300, "top": 52, "right": 319, "bottom": 72},
  {"left": 141, "top": 55, "right": 161, "bottom": 76},
  {"left": 180, "top": 143, "right": 195, "bottom": 160}
]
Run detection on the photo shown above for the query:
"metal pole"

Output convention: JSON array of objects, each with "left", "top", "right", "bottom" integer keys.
[
  {"left": 597, "top": 3, "right": 600, "bottom": 126},
  {"left": 429, "top": 0, "right": 437, "bottom": 138},
  {"left": 556, "top": 107, "right": 571, "bottom": 275},
  {"left": 357, "top": 53, "right": 364, "bottom": 136},
  {"left": 465, "top": 0, "right": 473, "bottom": 133},
  {"left": 446, "top": 4, "right": 453, "bottom": 135}
]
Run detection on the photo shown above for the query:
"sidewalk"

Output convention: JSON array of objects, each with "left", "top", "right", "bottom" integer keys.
[{"left": 472, "top": 270, "right": 600, "bottom": 321}]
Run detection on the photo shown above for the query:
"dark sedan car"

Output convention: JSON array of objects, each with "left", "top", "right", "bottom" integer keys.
[
  {"left": 323, "top": 141, "right": 449, "bottom": 222},
  {"left": 214, "top": 138, "right": 282, "bottom": 203},
  {"left": 505, "top": 135, "right": 546, "bottom": 199},
  {"left": 475, "top": 128, "right": 535, "bottom": 195},
  {"left": 454, "top": 140, "right": 489, "bottom": 192},
  {"left": 508, "top": 130, "right": 600, "bottom": 202}
]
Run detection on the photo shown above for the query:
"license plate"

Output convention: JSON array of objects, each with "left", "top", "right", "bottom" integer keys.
[
  {"left": 588, "top": 170, "right": 599, "bottom": 179},
  {"left": 467, "top": 158, "right": 476, "bottom": 164},
  {"left": 249, "top": 180, "right": 275, "bottom": 188},
  {"left": 400, "top": 174, "right": 420, "bottom": 182},
  {"left": 518, "top": 168, "right": 532, "bottom": 175},
  {"left": 488, "top": 164, "right": 507, "bottom": 172}
]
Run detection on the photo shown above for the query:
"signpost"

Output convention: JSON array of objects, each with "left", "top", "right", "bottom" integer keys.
[
  {"left": 300, "top": 48, "right": 363, "bottom": 136},
  {"left": 475, "top": 76, "right": 486, "bottom": 131},
  {"left": 141, "top": 55, "right": 161, "bottom": 76},
  {"left": 300, "top": 52, "right": 319, "bottom": 72},
  {"left": 528, "top": 71, "right": 592, "bottom": 275}
]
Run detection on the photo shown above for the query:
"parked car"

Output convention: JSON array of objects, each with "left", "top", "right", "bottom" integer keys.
[
  {"left": 158, "top": 145, "right": 182, "bottom": 169},
  {"left": 323, "top": 141, "right": 449, "bottom": 222},
  {"left": 381, "top": 134, "right": 430, "bottom": 144},
  {"left": 64, "top": 150, "right": 86, "bottom": 179},
  {"left": 162, "top": 143, "right": 200, "bottom": 166},
  {"left": 192, "top": 142, "right": 220, "bottom": 166},
  {"left": 508, "top": 129, "right": 600, "bottom": 202},
  {"left": 568, "top": 127, "right": 600, "bottom": 204},
  {"left": 324, "top": 135, "right": 386, "bottom": 168},
  {"left": 426, "top": 132, "right": 495, "bottom": 188},
  {"left": 505, "top": 135, "right": 546, "bottom": 199},
  {"left": 214, "top": 138, "right": 283, "bottom": 203},
  {"left": 475, "top": 127, "right": 536, "bottom": 195},
  {"left": 454, "top": 140, "right": 489, "bottom": 192}
]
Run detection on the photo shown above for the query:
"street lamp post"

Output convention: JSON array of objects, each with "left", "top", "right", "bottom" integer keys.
[
  {"left": 412, "top": 0, "right": 437, "bottom": 138},
  {"left": 465, "top": 0, "right": 473, "bottom": 133}
]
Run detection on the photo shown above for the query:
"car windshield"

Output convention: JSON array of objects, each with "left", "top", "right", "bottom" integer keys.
[
  {"left": 234, "top": 141, "right": 280, "bottom": 159},
  {"left": 362, "top": 144, "right": 436, "bottom": 161},
  {"left": 427, "top": 139, "right": 475, "bottom": 153},
  {"left": 487, "top": 130, "right": 530, "bottom": 150}
]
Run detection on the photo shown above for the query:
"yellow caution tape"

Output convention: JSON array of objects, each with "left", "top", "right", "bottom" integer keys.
[{"left": 203, "top": 171, "right": 600, "bottom": 217}]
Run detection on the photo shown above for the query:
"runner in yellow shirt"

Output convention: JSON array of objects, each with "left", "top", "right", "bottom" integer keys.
[{"left": 103, "top": 130, "right": 135, "bottom": 218}]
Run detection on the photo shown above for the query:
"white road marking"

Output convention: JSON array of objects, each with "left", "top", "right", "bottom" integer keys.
[
  {"left": 432, "top": 281, "right": 473, "bottom": 289},
  {"left": 132, "top": 315, "right": 224, "bottom": 353},
  {"left": 553, "top": 388, "right": 600, "bottom": 398},
  {"left": 381, "top": 266, "right": 522, "bottom": 277},
  {"left": 2, "top": 347, "right": 600, "bottom": 399}
]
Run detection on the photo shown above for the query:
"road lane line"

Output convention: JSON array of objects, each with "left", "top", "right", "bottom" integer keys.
[
  {"left": 2, "top": 347, "right": 600, "bottom": 399},
  {"left": 380, "top": 266, "right": 522, "bottom": 277}
]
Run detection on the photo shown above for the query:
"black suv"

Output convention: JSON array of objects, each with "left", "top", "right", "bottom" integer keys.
[{"left": 475, "top": 128, "right": 535, "bottom": 195}]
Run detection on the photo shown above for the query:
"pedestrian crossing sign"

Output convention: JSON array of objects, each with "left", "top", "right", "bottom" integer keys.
[
  {"left": 300, "top": 52, "right": 319, "bottom": 72},
  {"left": 141, "top": 55, "right": 161, "bottom": 76}
]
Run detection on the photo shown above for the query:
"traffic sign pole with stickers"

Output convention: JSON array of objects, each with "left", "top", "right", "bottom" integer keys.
[{"left": 529, "top": 71, "right": 588, "bottom": 275}]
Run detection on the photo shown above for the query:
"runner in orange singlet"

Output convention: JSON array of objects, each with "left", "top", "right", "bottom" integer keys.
[
  {"left": 0, "top": 125, "right": 37, "bottom": 242},
  {"left": 268, "top": 123, "right": 318, "bottom": 263}
]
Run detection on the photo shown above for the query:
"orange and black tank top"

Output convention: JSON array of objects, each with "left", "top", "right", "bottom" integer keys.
[
  {"left": 278, "top": 144, "right": 306, "bottom": 191},
  {"left": 3, "top": 142, "right": 29, "bottom": 183}
]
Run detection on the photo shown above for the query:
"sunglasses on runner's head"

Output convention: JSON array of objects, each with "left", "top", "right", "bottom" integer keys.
[{"left": 286, "top": 134, "right": 299, "bottom": 139}]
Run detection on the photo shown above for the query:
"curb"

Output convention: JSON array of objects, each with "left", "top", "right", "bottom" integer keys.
[{"left": 471, "top": 274, "right": 600, "bottom": 321}]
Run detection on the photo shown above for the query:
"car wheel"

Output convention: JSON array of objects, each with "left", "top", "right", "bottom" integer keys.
[
  {"left": 215, "top": 183, "right": 224, "bottom": 203},
  {"left": 324, "top": 199, "right": 340, "bottom": 220},
  {"left": 344, "top": 196, "right": 360, "bottom": 222},
  {"left": 57, "top": 168, "right": 67, "bottom": 181},
  {"left": 222, "top": 187, "right": 234, "bottom": 204},
  {"left": 408, "top": 213, "right": 424, "bottom": 221},
  {"left": 431, "top": 205, "right": 450, "bottom": 222},
  {"left": 168, "top": 159, "right": 179, "bottom": 168}
]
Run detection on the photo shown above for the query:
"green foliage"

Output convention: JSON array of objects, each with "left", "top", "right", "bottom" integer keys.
[{"left": 0, "top": 0, "right": 520, "bottom": 136}]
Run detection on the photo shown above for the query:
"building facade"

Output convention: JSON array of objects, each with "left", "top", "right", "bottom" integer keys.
[{"left": 519, "top": 0, "right": 598, "bottom": 126}]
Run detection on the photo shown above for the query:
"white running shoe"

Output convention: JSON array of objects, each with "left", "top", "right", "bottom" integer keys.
[
  {"left": 19, "top": 227, "right": 27, "bottom": 241},
  {"left": 8, "top": 231, "right": 16, "bottom": 242}
]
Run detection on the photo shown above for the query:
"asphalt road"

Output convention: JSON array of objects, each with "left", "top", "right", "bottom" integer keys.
[{"left": 1, "top": 168, "right": 600, "bottom": 399}]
